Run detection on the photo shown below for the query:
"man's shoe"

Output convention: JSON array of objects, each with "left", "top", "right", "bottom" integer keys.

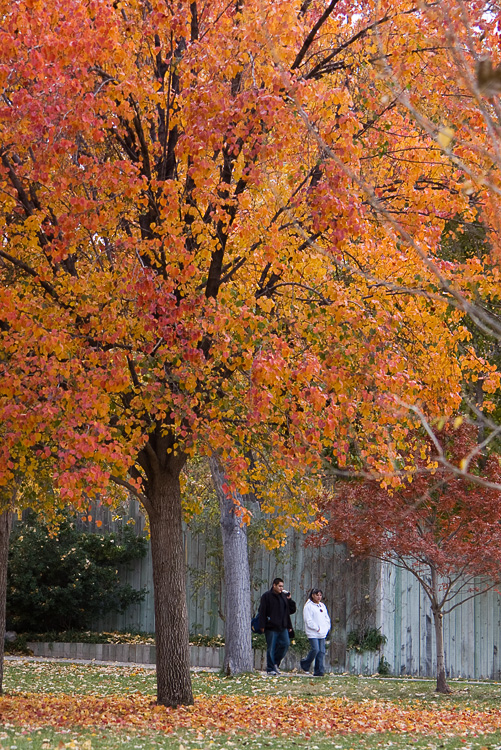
[
  {"left": 273, "top": 664, "right": 281, "bottom": 674},
  {"left": 267, "top": 670, "right": 278, "bottom": 676},
  {"left": 300, "top": 668, "right": 310, "bottom": 675}
]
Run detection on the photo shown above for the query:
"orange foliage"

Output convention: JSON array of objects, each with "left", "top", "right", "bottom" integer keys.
[
  {"left": 2, "top": 692, "right": 501, "bottom": 736},
  {"left": 0, "top": 0, "right": 490, "bottom": 508}
]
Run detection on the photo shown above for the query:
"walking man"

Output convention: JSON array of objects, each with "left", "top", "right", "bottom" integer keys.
[{"left": 258, "top": 577, "right": 296, "bottom": 675}]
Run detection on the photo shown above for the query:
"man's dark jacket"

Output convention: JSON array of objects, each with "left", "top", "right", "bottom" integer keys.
[{"left": 258, "top": 589, "right": 296, "bottom": 632}]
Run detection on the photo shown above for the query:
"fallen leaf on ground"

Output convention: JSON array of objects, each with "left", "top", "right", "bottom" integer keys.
[{"left": 1, "top": 695, "right": 501, "bottom": 736}]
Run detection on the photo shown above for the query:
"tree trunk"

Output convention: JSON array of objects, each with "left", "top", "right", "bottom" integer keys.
[
  {"left": 0, "top": 509, "right": 12, "bottom": 696},
  {"left": 147, "top": 469, "right": 194, "bottom": 706},
  {"left": 209, "top": 455, "right": 254, "bottom": 675},
  {"left": 431, "top": 567, "right": 451, "bottom": 693},
  {"left": 432, "top": 607, "right": 451, "bottom": 693}
]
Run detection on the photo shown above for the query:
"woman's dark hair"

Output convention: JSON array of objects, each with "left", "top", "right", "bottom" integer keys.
[{"left": 308, "top": 588, "right": 323, "bottom": 601}]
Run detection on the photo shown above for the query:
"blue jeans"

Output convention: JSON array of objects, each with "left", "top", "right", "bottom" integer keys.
[
  {"left": 265, "top": 629, "right": 290, "bottom": 672},
  {"left": 300, "top": 637, "right": 326, "bottom": 676}
]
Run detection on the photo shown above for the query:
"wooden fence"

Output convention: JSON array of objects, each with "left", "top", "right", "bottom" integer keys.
[
  {"left": 379, "top": 562, "right": 501, "bottom": 680},
  {"left": 72, "top": 500, "right": 501, "bottom": 679}
]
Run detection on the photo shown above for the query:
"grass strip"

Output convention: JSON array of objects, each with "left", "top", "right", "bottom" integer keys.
[{"left": 2, "top": 727, "right": 501, "bottom": 750}]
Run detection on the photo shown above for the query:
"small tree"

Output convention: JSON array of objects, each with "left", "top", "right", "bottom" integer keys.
[{"left": 314, "top": 424, "right": 501, "bottom": 693}]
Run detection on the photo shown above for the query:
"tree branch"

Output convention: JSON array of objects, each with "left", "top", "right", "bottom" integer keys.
[{"left": 292, "top": 0, "right": 340, "bottom": 71}]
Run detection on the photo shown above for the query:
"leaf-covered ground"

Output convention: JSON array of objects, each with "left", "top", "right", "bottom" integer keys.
[
  {"left": 4, "top": 660, "right": 501, "bottom": 750},
  {"left": 4, "top": 692, "right": 501, "bottom": 735}
]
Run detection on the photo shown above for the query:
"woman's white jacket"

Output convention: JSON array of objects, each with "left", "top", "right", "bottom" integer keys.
[{"left": 302, "top": 599, "right": 331, "bottom": 639}]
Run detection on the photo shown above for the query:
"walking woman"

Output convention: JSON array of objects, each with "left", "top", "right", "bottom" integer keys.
[{"left": 300, "top": 588, "right": 331, "bottom": 677}]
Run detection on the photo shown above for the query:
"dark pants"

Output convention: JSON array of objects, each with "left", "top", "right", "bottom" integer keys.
[
  {"left": 300, "top": 637, "right": 326, "bottom": 676},
  {"left": 265, "top": 629, "right": 290, "bottom": 672}
]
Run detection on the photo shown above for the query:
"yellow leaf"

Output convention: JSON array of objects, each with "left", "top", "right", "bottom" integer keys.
[{"left": 437, "top": 126, "right": 454, "bottom": 149}]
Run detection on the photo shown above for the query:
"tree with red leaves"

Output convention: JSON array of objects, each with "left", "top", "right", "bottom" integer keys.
[{"left": 313, "top": 424, "right": 501, "bottom": 693}]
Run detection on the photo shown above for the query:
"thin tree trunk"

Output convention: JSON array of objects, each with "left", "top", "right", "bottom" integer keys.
[
  {"left": 431, "top": 567, "right": 451, "bottom": 693},
  {"left": 0, "top": 509, "right": 12, "bottom": 696},
  {"left": 209, "top": 455, "right": 254, "bottom": 675},
  {"left": 147, "top": 469, "right": 193, "bottom": 706}
]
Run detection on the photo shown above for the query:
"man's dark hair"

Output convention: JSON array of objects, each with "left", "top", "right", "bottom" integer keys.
[{"left": 272, "top": 577, "right": 284, "bottom": 586}]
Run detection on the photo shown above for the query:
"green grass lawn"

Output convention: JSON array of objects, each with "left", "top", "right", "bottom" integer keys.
[
  {"left": 3, "top": 728, "right": 501, "bottom": 750},
  {"left": 3, "top": 659, "right": 501, "bottom": 750}
]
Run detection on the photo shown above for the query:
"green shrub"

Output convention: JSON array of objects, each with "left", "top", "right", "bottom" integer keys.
[
  {"left": 289, "top": 629, "right": 310, "bottom": 657},
  {"left": 4, "top": 633, "right": 31, "bottom": 655},
  {"left": 251, "top": 632, "right": 266, "bottom": 651},
  {"left": 346, "top": 627, "right": 387, "bottom": 652},
  {"left": 7, "top": 513, "right": 148, "bottom": 632},
  {"left": 378, "top": 656, "right": 392, "bottom": 675}
]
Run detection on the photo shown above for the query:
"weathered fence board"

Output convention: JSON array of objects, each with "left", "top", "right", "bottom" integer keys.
[{"left": 377, "top": 564, "right": 501, "bottom": 681}]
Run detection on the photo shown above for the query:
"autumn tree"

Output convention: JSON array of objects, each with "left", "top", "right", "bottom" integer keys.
[
  {"left": 0, "top": 0, "right": 487, "bottom": 705},
  {"left": 312, "top": 423, "right": 501, "bottom": 693}
]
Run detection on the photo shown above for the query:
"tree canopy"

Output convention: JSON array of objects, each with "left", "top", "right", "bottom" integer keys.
[{"left": 1, "top": 0, "right": 501, "bottom": 704}]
